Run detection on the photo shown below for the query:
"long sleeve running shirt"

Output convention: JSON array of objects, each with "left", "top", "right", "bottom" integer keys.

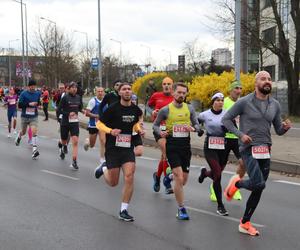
[{"left": 222, "top": 92, "right": 287, "bottom": 151}]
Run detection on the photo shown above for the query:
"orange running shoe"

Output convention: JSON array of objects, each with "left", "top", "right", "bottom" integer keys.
[
  {"left": 224, "top": 175, "right": 240, "bottom": 201},
  {"left": 239, "top": 219, "right": 260, "bottom": 236}
]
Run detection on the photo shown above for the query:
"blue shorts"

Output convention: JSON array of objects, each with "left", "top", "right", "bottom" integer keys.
[{"left": 7, "top": 109, "right": 17, "bottom": 123}]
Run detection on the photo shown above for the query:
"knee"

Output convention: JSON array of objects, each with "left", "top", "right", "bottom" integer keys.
[
  {"left": 212, "top": 172, "right": 222, "bottom": 183},
  {"left": 124, "top": 172, "right": 134, "bottom": 184},
  {"left": 174, "top": 174, "right": 184, "bottom": 185}
]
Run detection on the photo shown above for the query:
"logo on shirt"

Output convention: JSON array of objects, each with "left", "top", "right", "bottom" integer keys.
[{"left": 122, "top": 115, "right": 135, "bottom": 123}]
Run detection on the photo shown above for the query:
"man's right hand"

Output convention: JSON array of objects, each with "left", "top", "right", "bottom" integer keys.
[
  {"left": 110, "top": 129, "right": 121, "bottom": 136},
  {"left": 241, "top": 134, "right": 252, "bottom": 144},
  {"left": 160, "top": 130, "right": 169, "bottom": 138}
]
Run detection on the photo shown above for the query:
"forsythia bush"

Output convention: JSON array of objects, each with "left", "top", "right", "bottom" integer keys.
[{"left": 188, "top": 71, "right": 255, "bottom": 108}]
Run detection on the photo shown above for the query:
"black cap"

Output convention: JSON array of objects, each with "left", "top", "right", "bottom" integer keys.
[{"left": 28, "top": 79, "right": 36, "bottom": 86}]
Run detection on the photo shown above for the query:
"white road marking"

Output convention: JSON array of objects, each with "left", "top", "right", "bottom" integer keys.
[
  {"left": 273, "top": 180, "right": 300, "bottom": 186},
  {"left": 41, "top": 169, "right": 79, "bottom": 181},
  {"left": 139, "top": 156, "right": 157, "bottom": 161},
  {"left": 186, "top": 206, "right": 265, "bottom": 228}
]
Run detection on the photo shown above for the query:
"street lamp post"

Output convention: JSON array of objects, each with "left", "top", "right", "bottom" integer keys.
[
  {"left": 98, "top": 0, "right": 102, "bottom": 87},
  {"left": 110, "top": 38, "right": 122, "bottom": 65},
  {"left": 40, "top": 17, "right": 57, "bottom": 87},
  {"left": 8, "top": 39, "right": 20, "bottom": 87},
  {"left": 74, "top": 30, "right": 90, "bottom": 93},
  {"left": 234, "top": 0, "right": 241, "bottom": 81}
]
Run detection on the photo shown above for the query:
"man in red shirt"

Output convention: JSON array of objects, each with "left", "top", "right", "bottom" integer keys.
[
  {"left": 41, "top": 86, "right": 49, "bottom": 121},
  {"left": 148, "top": 76, "right": 174, "bottom": 194}
]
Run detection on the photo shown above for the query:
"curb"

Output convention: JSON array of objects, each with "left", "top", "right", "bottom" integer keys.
[{"left": 44, "top": 111, "right": 300, "bottom": 175}]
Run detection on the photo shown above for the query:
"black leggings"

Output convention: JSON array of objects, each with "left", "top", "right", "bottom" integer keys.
[
  {"left": 43, "top": 103, "right": 49, "bottom": 120},
  {"left": 204, "top": 146, "right": 227, "bottom": 207}
]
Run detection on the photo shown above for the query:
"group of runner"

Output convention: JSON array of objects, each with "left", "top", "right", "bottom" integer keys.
[{"left": 1, "top": 70, "right": 292, "bottom": 236}]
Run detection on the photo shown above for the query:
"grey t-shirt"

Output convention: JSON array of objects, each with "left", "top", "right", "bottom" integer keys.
[
  {"left": 222, "top": 92, "right": 287, "bottom": 151},
  {"left": 198, "top": 109, "right": 226, "bottom": 137}
]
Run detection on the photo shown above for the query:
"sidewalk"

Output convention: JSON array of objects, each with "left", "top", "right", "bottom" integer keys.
[{"left": 5, "top": 106, "right": 298, "bottom": 175}]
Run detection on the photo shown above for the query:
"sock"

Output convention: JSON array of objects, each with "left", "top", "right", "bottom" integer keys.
[
  {"left": 33, "top": 146, "right": 37, "bottom": 152},
  {"left": 163, "top": 160, "right": 168, "bottom": 176},
  {"left": 235, "top": 180, "right": 241, "bottom": 189},
  {"left": 102, "top": 166, "right": 107, "bottom": 172},
  {"left": 28, "top": 128, "right": 32, "bottom": 140},
  {"left": 156, "top": 160, "right": 163, "bottom": 178},
  {"left": 168, "top": 173, "right": 174, "bottom": 180},
  {"left": 32, "top": 135, "right": 37, "bottom": 147},
  {"left": 100, "top": 157, "right": 105, "bottom": 164},
  {"left": 178, "top": 205, "right": 185, "bottom": 210},
  {"left": 73, "top": 157, "right": 77, "bottom": 162},
  {"left": 58, "top": 141, "right": 62, "bottom": 148},
  {"left": 121, "top": 202, "right": 129, "bottom": 212}
]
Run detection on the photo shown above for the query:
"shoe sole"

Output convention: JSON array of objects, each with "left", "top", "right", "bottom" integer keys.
[
  {"left": 239, "top": 225, "right": 260, "bottom": 236},
  {"left": 118, "top": 216, "right": 134, "bottom": 222},
  {"left": 176, "top": 216, "right": 189, "bottom": 220},
  {"left": 152, "top": 173, "right": 160, "bottom": 192}
]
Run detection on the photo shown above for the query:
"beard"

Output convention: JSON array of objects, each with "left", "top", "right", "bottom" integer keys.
[
  {"left": 175, "top": 97, "right": 184, "bottom": 104},
  {"left": 258, "top": 84, "right": 272, "bottom": 95}
]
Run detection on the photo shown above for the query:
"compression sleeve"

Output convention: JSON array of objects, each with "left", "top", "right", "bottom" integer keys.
[{"left": 96, "top": 121, "right": 112, "bottom": 134}]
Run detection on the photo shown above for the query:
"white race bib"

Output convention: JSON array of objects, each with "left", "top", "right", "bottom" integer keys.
[
  {"left": 8, "top": 99, "right": 16, "bottom": 105},
  {"left": 172, "top": 124, "right": 189, "bottom": 138},
  {"left": 208, "top": 137, "right": 225, "bottom": 150},
  {"left": 115, "top": 134, "right": 132, "bottom": 148},
  {"left": 25, "top": 107, "right": 35, "bottom": 115},
  {"left": 68, "top": 113, "right": 79, "bottom": 123},
  {"left": 252, "top": 145, "right": 270, "bottom": 159}
]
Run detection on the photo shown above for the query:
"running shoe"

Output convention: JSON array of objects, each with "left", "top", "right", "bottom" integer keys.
[
  {"left": 210, "top": 183, "right": 217, "bottom": 202},
  {"left": 59, "top": 148, "right": 65, "bottom": 160},
  {"left": 198, "top": 167, "right": 207, "bottom": 183},
  {"left": 239, "top": 219, "right": 260, "bottom": 236},
  {"left": 165, "top": 187, "right": 174, "bottom": 194},
  {"left": 94, "top": 161, "right": 106, "bottom": 179},
  {"left": 176, "top": 207, "right": 190, "bottom": 220},
  {"left": 63, "top": 145, "right": 68, "bottom": 154},
  {"left": 28, "top": 139, "right": 32, "bottom": 145},
  {"left": 152, "top": 172, "right": 160, "bottom": 192},
  {"left": 217, "top": 205, "right": 229, "bottom": 216},
  {"left": 32, "top": 149, "right": 40, "bottom": 160},
  {"left": 233, "top": 189, "right": 242, "bottom": 201},
  {"left": 70, "top": 160, "right": 79, "bottom": 171},
  {"left": 83, "top": 138, "right": 89, "bottom": 151},
  {"left": 7, "top": 133, "right": 11, "bottom": 138},
  {"left": 224, "top": 175, "right": 241, "bottom": 201},
  {"left": 15, "top": 136, "right": 21, "bottom": 146},
  {"left": 163, "top": 174, "right": 173, "bottom": 194},
  {"left": 119, "top": 209, "right": 134, "bottom": 222}
]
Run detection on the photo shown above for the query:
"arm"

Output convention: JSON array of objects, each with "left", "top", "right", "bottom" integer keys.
[
  {"left": 272, "top": 103, "right": 291, "bottom": 135},
  {"left": 98, "top": 94, "right": 108, "bottom": 117},
  {"left": 18, "top": 93, "right": 28, "bottom": 108},
  {"left": 57, "top": 95, "right": 68, "bottom": 116},
  {"left": 85, "top": 99, "right": 98, "bottom": 118},
  {"left": 152, "top": 106, "right": 168, "bottom": 136},
  {"left": 188, "top": 105, "right": 201, "bottom": 132}
]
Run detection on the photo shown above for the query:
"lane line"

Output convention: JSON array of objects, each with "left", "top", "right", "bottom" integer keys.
[
  {"left": 185, "top": 206, "right": 265, "bottom": 228},
  {"left": 139, "top": 156, "right": 157, "bottom": 161},
  {"left": 41, "top": 170, "right": 79, "bottom": 181},
  {"left": 273, "top": 180, "right": 300, "bottom": 186}
]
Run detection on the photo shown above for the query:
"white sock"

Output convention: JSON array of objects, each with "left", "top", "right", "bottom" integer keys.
[
  {"left": 32, "top": 135, "right": 37, "bottom": 147},
  {"left": 100, "top": 157, "right": 105, "bottom": 164},
  {"left": 169, "top": 173, "right": 174, "bottom": 180},
  {"left": 102, "top": 166, "right": 107, "bottom": 172},
  {"left": 121, "top": 202, "right": 129, "bottom": 212}
]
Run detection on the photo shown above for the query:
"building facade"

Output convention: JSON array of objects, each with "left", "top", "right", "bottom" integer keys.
[{"left": 211, "top": 48, "right": 232, "bottom": 66}]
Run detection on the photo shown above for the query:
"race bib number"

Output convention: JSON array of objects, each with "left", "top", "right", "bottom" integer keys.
[
  {"left": 26, "top": 107, "right": 35, "bottom": 115},
  {"left": 8, "top": 99, "right": 16, "bottom": 105},
  {"left": 173, "top": 124, "right": 189, "bottom": 138},
  {"left": 208, "top": 137, "right": 225, "bottom": 150},
  {"left": 69, "top": 113, "right": 79, "bottom": 123},
  {"left": 115, "top": 134, "right": 131, "bottom": 148},
  {"left": 252, "top": 145, "right": 270, "bottom": 159}
]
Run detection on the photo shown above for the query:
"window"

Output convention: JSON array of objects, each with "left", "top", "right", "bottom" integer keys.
[{"left": 262, "top": 27, "right": 276, "bottom": 44}]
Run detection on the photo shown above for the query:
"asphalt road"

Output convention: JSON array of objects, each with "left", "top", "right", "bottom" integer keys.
[{"left": 0, "top": 116, "right": 300, "bottom": 250}]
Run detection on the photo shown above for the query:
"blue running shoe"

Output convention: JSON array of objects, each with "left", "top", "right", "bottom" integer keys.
[
  {"left": 163, "top": 174, "right": 172, "bottom": 188},
  {"left": 94, "top": 162, "right": 106, "bottom": 179},
  {"left": 176, "top": 207, "right": 190, "bottom": 220}
]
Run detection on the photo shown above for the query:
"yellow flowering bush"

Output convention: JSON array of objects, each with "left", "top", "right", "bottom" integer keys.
[{"left": 188, "top": 71, "right": 255, "bottom": 108}]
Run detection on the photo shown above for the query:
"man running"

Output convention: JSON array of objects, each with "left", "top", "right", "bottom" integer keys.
[
  {"left": 41, "top": 86, "right": 49, "bottom": 121},
  {"left": 94, "top": 83, "right": 144, "bottom": 222},
  {"left": 3, "top": 87, "right": 18, "bottom": 137},
  {"left": 148, "top": 76, "right": 174, "bottom": 194},
  {"left": 15, "top": 80, "right": 41, "bottom": 159},
  {"left": 57, "top": 82, "right": 83, "bottom": 170},
  {"left": 222, "top": 71, "right": 292, "bottom": 236},
  {"left": 153, "top": 82, "right": 201, "bottom": 220},
  {"left": 84, "top": 87, "right": 105, "bottom": 165}
]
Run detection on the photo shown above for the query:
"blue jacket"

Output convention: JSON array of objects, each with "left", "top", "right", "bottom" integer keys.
[{"left": 18, "top": 90, "right": 41, "bottom": 118}]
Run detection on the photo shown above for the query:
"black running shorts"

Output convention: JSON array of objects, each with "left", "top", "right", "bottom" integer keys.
[
  {"left": 60, "top": 123, "right": 79, "bottom": 140},
  {"left": 224, "top": 138, "right": 241, "bottom": 162},
  {"left": 166, "top": 144, "right": 191, "bottom": 173},
  {"left": 132, "top": 134, "right": 143, "bottom": 147},
  {"left": 105, "top": 148, "right": 135, "bottom": 169},
  {"left": 88, "top": 127, "right": 99, "bottom": 135}
]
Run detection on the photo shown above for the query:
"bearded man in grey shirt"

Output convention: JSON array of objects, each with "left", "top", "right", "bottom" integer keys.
[{"left": 222, "top": 71, "right": 292, "bottom": 236}]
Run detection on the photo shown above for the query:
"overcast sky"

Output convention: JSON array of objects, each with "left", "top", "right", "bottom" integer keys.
[{"left": 0, "top": 0, "right": 230, "bottom": 69}]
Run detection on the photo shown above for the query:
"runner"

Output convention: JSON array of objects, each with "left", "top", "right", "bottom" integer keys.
[
  {"left": 222, "top": 71, "right": 292, "bottom": 236},
  {"left": 197, "top": 92, "right": 229, "bottom": 216},
  {"left": 148, "top": 76, "right": 174, "bottom": 194},
  {"left": 41, "top": 86, "right": 49, "bottom": 121},
  {"left": 222, "top": 80, "right": 246, "bottom": 201},
  {"left": 3, "top": 87, "right": 18, "bottom": 137},
  {"left": 153, "top": 82, "right": 201, "bottom": 220},
  {"left": 15, "top": 80, "right": 41, "bottom": 159},
  {"left": 94, "top": 82, "right": 144, "bottom": 222},
  {"left": 84, "top": 87, "right": 105, "bottom": 165},
  {"left": 57, "top": 82, "right": 83, "bottom": 170}
]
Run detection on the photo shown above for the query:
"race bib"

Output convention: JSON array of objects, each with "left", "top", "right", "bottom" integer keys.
[
  {"left": 68, "top": 113, "right": 79, "bottom": 123},
  {"left": 160, "top": 125, "right": 166, "bottom": 131},
  {"left": 252, "top": 145, "right": 270, "bottom": 159},
  {"left": 115, "top": 134, "right": 131, "bottom": 148},
  {"left": 208, "top": 137, "right": 225, "bottom": 150},
  {"left": 8, "top": 99, "right": 16, "bottom": 105},
  {"left": 26, "top": 107, "right": 35, "bottom": 115},
  {"left": 173, "top": 124, "right": 189, "bottom": 138}
]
